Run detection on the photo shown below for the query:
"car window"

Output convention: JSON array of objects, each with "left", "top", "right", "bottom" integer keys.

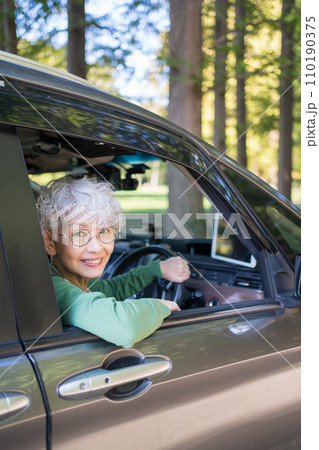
[
  {"left": 112, "top": 158, "right": 258, "bottom": 266},
  {"left": 28, "top": 146, "right": 265, "bottom": 319},
  {"left": 219, "top": 164, "right": 301, "bottom": 266},
  {"left": 112, "top": 159, "right": 215, "bottom": 242}
]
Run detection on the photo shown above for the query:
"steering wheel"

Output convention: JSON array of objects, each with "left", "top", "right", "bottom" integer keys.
[{"left": 107, "top": 245, "right": 183, "bottom": 303}]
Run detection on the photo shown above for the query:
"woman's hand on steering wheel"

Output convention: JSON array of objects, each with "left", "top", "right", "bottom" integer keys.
[
  {"left": 160, "top": 256, "right": 191, "bottom": 283},
  {"left": 108, "top": 245, "right": 187, "bottom": 303}
]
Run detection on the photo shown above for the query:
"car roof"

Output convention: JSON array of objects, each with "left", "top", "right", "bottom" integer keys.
[{"left": 0, "top": 50, "right": 187, "bottom": 136}]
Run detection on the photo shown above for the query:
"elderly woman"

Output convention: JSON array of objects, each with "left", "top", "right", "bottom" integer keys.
[{"left": 38, "top": 176, "right": 190, "bottom": 348}]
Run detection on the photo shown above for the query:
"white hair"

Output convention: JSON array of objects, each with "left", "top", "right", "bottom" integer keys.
[{"left": 37, "top": 176, "right": 123, "bottom": 234}]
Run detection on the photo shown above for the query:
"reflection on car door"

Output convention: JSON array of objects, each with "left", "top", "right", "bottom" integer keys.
[{"left": 31, "top": 305, "right": 300, "bottom": 450}]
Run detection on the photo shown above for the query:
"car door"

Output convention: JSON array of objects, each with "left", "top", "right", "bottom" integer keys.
[
  {"left": 28, "top": 308, "right": 300, "bottom": 450},
  {"left": 2, "top": 123, "right": 300, "bottom": 450},
  {"left": 0, "top": 230, "right": 47, "bottom": 449},
  {"left": 0, "top": 127, "right": 60, "bottom": 449},
  {"left": 33, "top": 156, "right": 300, "bottom": 449}
]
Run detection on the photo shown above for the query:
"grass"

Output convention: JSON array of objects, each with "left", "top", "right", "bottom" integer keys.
[
  {"left": 114, "top": 186, "right": 169, "bottom": 212},
  {"left": 114, "top": 187, "right": 213, "bottom": 213}
]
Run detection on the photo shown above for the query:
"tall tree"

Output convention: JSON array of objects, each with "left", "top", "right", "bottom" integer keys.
[
  {"left": 235, "top": 0, "right": 247, "bottom": 167},
  {"left": 168, "top": 0, "right": 202, "bottom": 134},
  {"left": 213, "top": 0, "right": 228, "bottom": 152},
  {"left": 278, "top": 0, "right": 295, "bottom": 199},
  {"left": 67, "top": 0, "right": 86, "bottom": 78},
  {"left": 167, "top": 0, "right": 204, "bottom": 237},
  {"left": 1, "top": 0, "right": 17, "bottom": 53}
]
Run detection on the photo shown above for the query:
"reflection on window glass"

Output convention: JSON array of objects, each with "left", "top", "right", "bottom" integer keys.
[
  {"left": 265, "top": 206, "right": 300, "bottom": 253},
  {"left": 219, "top": 164, "right": 301, "bottom": 265}
]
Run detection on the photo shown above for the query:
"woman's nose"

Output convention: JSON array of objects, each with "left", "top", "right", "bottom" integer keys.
[{"left": 86, "top": 234, "right": 103, "bottom": 251}]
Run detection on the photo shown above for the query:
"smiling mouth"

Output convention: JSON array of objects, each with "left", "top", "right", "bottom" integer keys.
[{"left": 81, "top": 258, "right": 103, "bottom": 267}]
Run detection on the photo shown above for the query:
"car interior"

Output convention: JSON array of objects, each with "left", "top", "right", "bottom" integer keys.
[{"left": 19, "top": 127, "right": 266, "bottom": 312}]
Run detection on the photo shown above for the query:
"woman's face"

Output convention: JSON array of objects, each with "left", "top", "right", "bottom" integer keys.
[{"left": 45, "top": 222, "right": 115, "bottom": 288}]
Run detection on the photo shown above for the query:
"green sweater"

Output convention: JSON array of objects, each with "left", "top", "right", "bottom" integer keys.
[{"left": 51, "top": 260, "right": 171, "bottom": 348}]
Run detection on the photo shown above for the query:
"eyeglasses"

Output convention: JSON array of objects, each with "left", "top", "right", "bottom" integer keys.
[{"left": 58, "top": 227, "right": 118, "bottom": 247}]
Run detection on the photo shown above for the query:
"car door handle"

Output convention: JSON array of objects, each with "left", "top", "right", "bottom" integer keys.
[
  {"left": 58, "top": 355, "right": 172, "bottom": 401},
  {"left": 0, "top": 391, "right": 30, "bottom": 422}
]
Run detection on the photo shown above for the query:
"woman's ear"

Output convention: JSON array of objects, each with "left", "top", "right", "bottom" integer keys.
[{"left": 43, "top": 230, "right": 57, "bottom": 256}]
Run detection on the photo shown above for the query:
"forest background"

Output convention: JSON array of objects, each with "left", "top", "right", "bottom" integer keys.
[{"left": 0, "top": 0, "right": 301, "bottom": 205}]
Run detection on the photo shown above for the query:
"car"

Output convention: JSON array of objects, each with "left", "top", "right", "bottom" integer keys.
[{"left": 0, "top": 50, "right": 300, "bottom": 449}]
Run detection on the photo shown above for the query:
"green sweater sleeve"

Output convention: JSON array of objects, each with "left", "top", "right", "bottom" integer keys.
[
  {"left": 88, "top": 259, "right": 163, "bottom": 300},
  {"left": 51, "top": 261, "right": 170, "bottom": 348}
]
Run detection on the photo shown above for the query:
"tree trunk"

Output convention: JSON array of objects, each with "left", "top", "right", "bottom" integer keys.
[
  {"left": 278, "top": 0, "right": 294, "bottom": 200},
  {"left": 167, "top": 0, "right": 204, "bottom": 238},
  {"left": 235, "top": 0, "right": 247, "bottom": 167},
  {"left": 213, "top": 0, "right": 227, "bottom": 152},
  {"left": 67, "top": 0, "right": 86, "bottom": 78},
  {"left": 169, "top": 0, "right": 202, "bottom": 135},
  {"left": 2, "top": 0, "right": 17, "bottom": 53}
]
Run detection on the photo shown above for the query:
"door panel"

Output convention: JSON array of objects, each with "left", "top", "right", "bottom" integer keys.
[
  {"left": 0, "top": 225, "right": 47, "bottom": 449},
  {"left": 31, "top": 307, "right": 300, "bottom": 449},
  {"left": 0, "top": 355, "right": 47, "bottom": 449}
]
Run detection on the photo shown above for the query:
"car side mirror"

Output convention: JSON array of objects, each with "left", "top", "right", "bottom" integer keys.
[{"left": 295, "top": 254, "right": 301, "bottom": 299}]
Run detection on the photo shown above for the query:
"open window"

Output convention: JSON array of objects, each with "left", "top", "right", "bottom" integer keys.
[{"left": 20, "top": 127, "right": 266, "bottom": 315}]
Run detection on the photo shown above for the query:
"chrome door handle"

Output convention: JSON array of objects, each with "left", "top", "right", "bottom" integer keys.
[
  {"left": 58, "top": 356, "right": 172, "bottom": 401},
  {"left": 0, "top": 391, "right": 30, "bottom": 422}
]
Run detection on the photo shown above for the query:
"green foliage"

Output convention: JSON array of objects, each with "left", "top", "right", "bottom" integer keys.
[
  {"left": 201, "top": 0, "right": 300, "bottom": 203},
  {"left": 86, "top": 62, "right": 118, "bottom": 94},
  {"left": 18, "top": 39, "right": 67, "bottom": 69}
]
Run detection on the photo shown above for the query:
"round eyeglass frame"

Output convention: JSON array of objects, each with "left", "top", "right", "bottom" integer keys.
[{"left": 58, "top": 227, "right": 118, "bottom": 247}]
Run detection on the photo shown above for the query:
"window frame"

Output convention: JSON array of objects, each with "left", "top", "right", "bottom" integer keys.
[
  {"left": 20, "top": 147, "right": 280, "bottom": 347},
  {"left": 0, "top": 108, "right": 291, "bottom": 345}
]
